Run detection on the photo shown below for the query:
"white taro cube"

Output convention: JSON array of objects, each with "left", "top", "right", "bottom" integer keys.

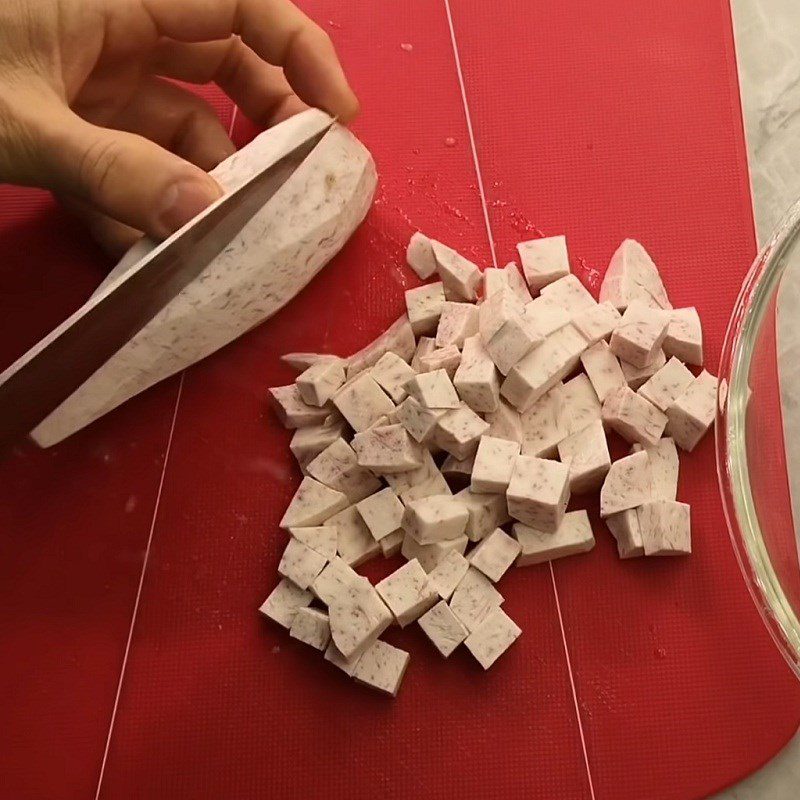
[
  {"left": 454, "top": 487, "right": 511, "bottom": 541},
  {"left": 311, "top": 556, "right": 368, "bottom": 605},
  {"left": 328, "top": 581, "right": 393, "bottom": 660},
  {"left": 384, "top": 449, "right": 451, "bottom": 504},
  {"left": 501, "top": 323, "right": 587, "bottom": 411},
  {"left": 464, "top": 606, "right": 522, "bottom": 670},
  {"left": 418, "top": 347, "right": 462, "bottom": 381},
  {"left": 620, "top": 349, "right": 666, "bottom": 390},
  {"left": 278, "top": 537, "right": 329, "bottom": 590},
  {"left": 296, "top": 360, "right": 346, "bottom": 407},
  {"left": 411, "top": 336, "right": 437, "bottom": 371},
  {"left": 517, "top": 235, "right": 570, "bottom": 291},
  {"left": 289, "top": 416, "right": 347, "bottom": 468},
  {"left": 427, "top": 549, "right": 470, "bottom": 600},
  {"left": 600, "top": 450, "right": 651, "bottom": 517},
  {"left": 631, "top": 438, "right": 679, "bottom": 500},
  {"left": 637, "top": 356, "right": 694, "bottom": 412},
  {"left": 540, "top": 274, "right": 596, "bottom": 319},
  {"left": 333, "top": 372, "right": 395, "bottom": 432},
  {"left": 356, "top": 487, "right": 404, "bottom": 541},
  {"left": 406, "top": 231, "right": 438, "bottom": 280},
  {"left": 513, "top": 510, "right": 595, "bottom": 566},
  {"left": 436, "top": 301, "right": 479, "bottom": 348},
  {"left": 507, "top": 455, "right": 570, "bottom": 532},
  {"left": 401, "top": 532, "right": 469, "bottom": 572},
  {"left": 324, "top": 641, "right": 362, "bottom": 676},
  {"left": 502, "top": 261, "right": 532, "bottom": 302},
  {"left": 405, "top": 281, "right": 446, "bottom": 336},
  {"left": 663, "top": 307, "right": 703, "bottom": 366},
  {"left": 289, "top": 607, "right": 331, "bottom": 651},
  {"left": 637, "top": 500, "right": 691, "bottom": 555},
  {"left": 415, "top": 340, "right": 461, "bottom": 380},
  {"left": 573, "top": 301, "right": 621, "bottom": 345},
  {"left": 379, "top": 530, "right": 404, "bottom": 557},
  {"left": 483, "top": 267, "right": 509, "bottom": 298},
  {"left": 375, "top": 558, "right": 439, "bottom": 626},
  {"left": 523, "top": 295, "right": 571, "bottom": 339},
  {"left": 479, "top": 288, "right": 525, "bottom": 344},
  {"left": 441, "top": 453, "right": 476, "bottom": 484},
  {"left": 431, "top": 240, "right": 482, "bottom": 301},
  {"left": 351, "top": 424, "right": 422, "bottom": 474},
  {"left": 288, "top": 526, "right": 337, "bottom": 560},
  {"left": 269, "top": 384, "right": 330, "bottom": 428},
  {"left": 418, "top": 600, "right": 469, "bottom": 657},
  {"left": 602, "top": 386, "right": 668, "bottom": 447},
  {"left": 280, "top": 477, "right": 349, "bottom": 528},
  {"left": 396, "top": 396, "right": 446, "bottom": 443},
  {"left": 353, "top": 640, "right": 411, "bottom": 697},
  {"left": 467, "top": 528, "right": 522, "bottom": 582},
  {"left": 454, "top": 335, "right": 501, "bottom": 413},
  {"left": 580, "top": 340, "right": 626, "bottom": 402},
  {"left": 345, "top": 313, "right": 415, "bottom": 379},
  {"left": 605, "top": 509, "right": 645, "bottom": 559},
  {"left": 371, "top": 351, "right": 416, "bottom": 403},
  {"left": 311, "top": 556, "right": 369, "bottom": 606},
  {"left": 449, "top": 567, "right": 504, "bottom": 631},
  {"left": 306, "top": 437, "right": 381, "bottom": 503},
  {"left": 403, "top": 495, "right": 469, "bottom": 545},
  {"left": 557, "top": 419, "right": 611, "bottom": 494},
  {"left": 405, "top": 369, "right": 460, "bottom": 409},
  {"left": 666, "top": 370, "right": 718, "bottom": 451},
  {"left": 485, "top": 399, "right": 524, "bottom": 444},
  {"left": 435, "top": 404, "right": 490, "bottom": 460},
  {"left": 610, "top": 301, "right": 670, "bottom": 369},
  {"left": 485, "top": 312, "right": 544, "bottom": 375},
  {"left": 520, "top": 384, "right": 567, "bottom": 458},
  {"left": 281, "top": 353, "right": 343, "bottom": 373},
  {"left": 259, "top": 578, "right": 313, "bottom": 629},
  {"left": 559, "top": 373, "right": 602, "bottom": 436},
  {"left": 599, "top": 239, "right": 672, "bottom": 312},
  {"left": 328, "top": 505, "right": 381, "bottom": 567},
  {"left": 471, "top": 435, "right": 521, "bottom": 493}
]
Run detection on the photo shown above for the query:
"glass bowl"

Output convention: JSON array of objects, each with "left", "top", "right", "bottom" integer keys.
[{"left": 718, "top": 199, "right": 800, "bottom": 680}]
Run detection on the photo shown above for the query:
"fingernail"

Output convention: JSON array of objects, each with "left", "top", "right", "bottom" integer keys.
[{"left": 157, "top": 178, "right": 222, "bottom": 237}]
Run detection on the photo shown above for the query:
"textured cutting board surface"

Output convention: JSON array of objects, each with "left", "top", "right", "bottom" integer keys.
[{"left": 1, "top": 2, "right": 799, "bottom": 799}]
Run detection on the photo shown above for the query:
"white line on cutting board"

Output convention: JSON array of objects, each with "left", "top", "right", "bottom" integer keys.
[
  {"left": 550, "top": 564, "right": 598, "bottom": 800},
  {"left": 94, "top": 103, "right": 240, "bottom": 798},
  {"left": 442, "top": 0, "right": 498, "bottom": 269},
  {"left": 93, "top": 373, "right": 185, "bottom": 800},
  {"left": 442, "top": 3, "right": 596, "bottom": 797}
]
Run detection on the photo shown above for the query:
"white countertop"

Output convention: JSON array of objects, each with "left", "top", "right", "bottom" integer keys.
[{"left": 712, "top": 1, "right": 800, "bottom": 797}]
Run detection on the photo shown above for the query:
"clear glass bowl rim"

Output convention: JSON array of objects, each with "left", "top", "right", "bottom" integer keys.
[{"left": 717, "top": 197, "right": 800, "bottom": 680}]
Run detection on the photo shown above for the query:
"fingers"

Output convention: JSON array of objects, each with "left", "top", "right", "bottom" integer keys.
[
  {"left": 37, "top": 100, "right": 223, "bottom": 240},
  {"left": 102, "top": 77, "right": 236, "bottom": 171},
  {"left": 141, "top": 0, "right": 359, "bottom": 120},
  {"left": 57, "top": 79, "right": 235, "bottom": 255},
  {"left": 58, "top": 195, "right": 143, "bottom": 258},
  {"left": 151, "top": 37, "right": 308, "bottom": 127}
]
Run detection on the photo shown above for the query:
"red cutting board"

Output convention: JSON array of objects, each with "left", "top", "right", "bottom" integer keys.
[{"left": 1, "top": 2, "right": 798, "bottom": 799}]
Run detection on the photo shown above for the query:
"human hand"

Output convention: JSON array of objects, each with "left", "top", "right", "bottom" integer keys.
[{"left": 0, "top": 0, "right": 358, "bottom": 253}]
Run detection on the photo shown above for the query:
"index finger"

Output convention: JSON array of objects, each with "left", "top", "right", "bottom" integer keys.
[{"left": 140, "top": 0, "right": 359, "bottom": 120}]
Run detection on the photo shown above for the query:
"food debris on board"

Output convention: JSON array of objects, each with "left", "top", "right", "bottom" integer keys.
[{"left": 262, "top": 232, "right": 717, "bottom": 696}]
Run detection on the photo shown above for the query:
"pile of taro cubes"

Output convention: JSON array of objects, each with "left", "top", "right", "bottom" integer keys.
[{"left": 261, "top": 233, "right": 717, "bottom": 696}]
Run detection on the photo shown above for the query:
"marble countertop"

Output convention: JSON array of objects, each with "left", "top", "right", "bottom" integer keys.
[{"left": 712, "top": 1, "right": 800, "bottom": 797}]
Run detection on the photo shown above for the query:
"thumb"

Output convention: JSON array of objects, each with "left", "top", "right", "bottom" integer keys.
[{"left": 42, "top": 107, "right": 223, "bottom": 241}]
